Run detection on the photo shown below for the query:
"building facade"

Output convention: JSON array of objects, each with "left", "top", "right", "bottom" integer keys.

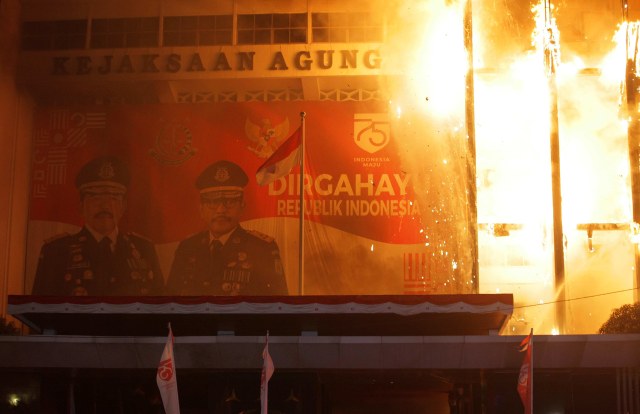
[{"left": 1, "top": 0, "right": 640, "bottom": 412}]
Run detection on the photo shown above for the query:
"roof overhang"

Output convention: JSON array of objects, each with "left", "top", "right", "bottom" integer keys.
[{"left": 8, "top": 294, "right": 514, "bottom": 336}]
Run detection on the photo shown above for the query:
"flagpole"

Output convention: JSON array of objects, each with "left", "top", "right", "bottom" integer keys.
[
  {"left": 298, "top": 112, "right": 306, "bottom": 295},
  {"left": 157, "top": 322, "right": 180, "bottom": 414},
  {"left": 517, "top": 328, "right": 533, "bottom": 414},
  {"left": 530, "top": 330, "right": 534, "bottom": 414},
  {"left": 261, "top": 330, "right": 274, "bottom": 414}
]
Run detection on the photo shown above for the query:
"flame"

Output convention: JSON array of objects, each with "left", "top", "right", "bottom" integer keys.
[
  {"left": 475, "top": 1, "right": 636, "bottom": 334},
  {"left": 382, "top": 0, "right": 467, "bottom": 119},
  {"left": 380, "top": 0, "right": 635, "bottom": 334}
]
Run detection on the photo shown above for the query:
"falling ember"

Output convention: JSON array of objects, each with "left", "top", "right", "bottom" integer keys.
[
  {"left": 396, "top": 105, "right": 403, "bottom": 119},
  {"left": 630, "top": 223, "right": 640, "bottom": 244},
  {"left": 382, "top": 0, "right": 466, "bottom": 118}
]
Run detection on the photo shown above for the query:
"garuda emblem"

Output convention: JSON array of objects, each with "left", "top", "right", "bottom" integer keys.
[{"left": 245, "top": 117, "right": 290, "bottom": 159}]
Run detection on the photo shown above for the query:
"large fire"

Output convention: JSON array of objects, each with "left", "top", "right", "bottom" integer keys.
[{"left": 382, "top": 0, "right": 636, "bottom": 334}]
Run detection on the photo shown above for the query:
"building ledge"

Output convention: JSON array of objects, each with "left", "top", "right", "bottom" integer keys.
[{"left": 8, "top": 294, "right": 513, "bottom": 336}]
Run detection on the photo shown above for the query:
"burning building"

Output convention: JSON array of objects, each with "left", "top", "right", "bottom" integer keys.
[{"left": 0, "top": 0, "right": 639, "bottom": 412}]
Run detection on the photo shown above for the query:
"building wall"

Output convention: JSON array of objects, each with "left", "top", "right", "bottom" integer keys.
[
  {"left": 0, "top": 0, "right": 35, "bottom": 318},
  {"left": 0, "top": 334, "right": 638, "bottom": 413}
]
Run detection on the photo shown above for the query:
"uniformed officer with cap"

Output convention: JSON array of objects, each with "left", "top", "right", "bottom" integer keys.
[
  {"left": 31, "top": 155, "right": 164, "bottom": 296},
  {"left": 167, "top": 160, "right": 288, "bottom": 296}
]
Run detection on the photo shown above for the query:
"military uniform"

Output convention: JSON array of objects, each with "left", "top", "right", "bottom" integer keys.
[
  {"left": 167, "top": 226, "right": 287, "bottom": 296},
  {"left": 32, "top": 227, "right": 164, "bottom": 296}
]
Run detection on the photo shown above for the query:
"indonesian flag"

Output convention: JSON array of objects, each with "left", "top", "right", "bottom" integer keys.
[
  {"left": 157, "top": 324, "right": 180, "bottom": 414},
  {"left": 517, "top": 329, "right": 533, "bottom": 414},
  {"left": 260, "top": 332, "right": 275, "bottom": 414},
  {"left": 256, "top": 126, "right": 302, "bottom": 186}
]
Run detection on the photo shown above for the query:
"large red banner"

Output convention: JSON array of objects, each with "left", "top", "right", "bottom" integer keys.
[{"left": 26, "top": 101, "right": 473, "bottom": 296}]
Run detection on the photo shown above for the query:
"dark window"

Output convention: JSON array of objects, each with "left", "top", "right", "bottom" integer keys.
[
  {"left": 237, "top": 14, "right": 254, "bottom": 30},
  {"left": 237, "top": 30, "right": 254, "bottom": 44},
  {"left": 181, "top": 16, "right": 198, "bottom": 30},
  {"left": 198, "top": 16, "right": 215, "bottom": 28},
  {"left": 273, "top": 14, "right": 289, "bottom": 28},
  {"left": 215, "top": 30, "right": 232, "bottom": 44},
  {"left": 274, "top": 29, "right": 289, "bottom": 43},
  {"left": 291, "top": 13, "right": 307, "bottom": 28},
  {"left": 163, "top": 17, "right": 180, "bottom": 31},
  {"left": 254, "top": 29, "right": 271, "bottom": 44},
  {"left": 311, "top": 12, "right": 383, "bottom": 43},
  {"left": 163, "top": 15, "right": 232, "bottom": 46},
  {"left": 312, "top": 28, "right": 329, "bottom": 42},
  {"left": 91, "top": 19, "right": 109, "bottom": 33},
  {"left": 163, "top": 31, "right": 180, "bottom": 46},
  {"left": 312, "top": 13, "right": 329, "bottom": 27},
  {"left": 255, "top": 14, "right": 272, "bottom": 29},
  {"left": 216, "top": 15, "right": 233, "bottom": 29},
  {"left": 22, "top": 19, "right": 87, "bottom": 50},
  {"left": 237, "top": 13, "right": 307, "bottom": 44},
  {"left": 291, "top": 28, "right": 307, "bottom": 43},
  {"left": 90, "top": 17, "right": 159, "bottom": 48}
]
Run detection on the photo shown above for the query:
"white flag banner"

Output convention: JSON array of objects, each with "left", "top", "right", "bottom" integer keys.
[
  {"left": 157, "top": 324, "right": 180, "bottom": 414},
  {"left": 260, "top": 332, "right": 274, "bottom": 414}
]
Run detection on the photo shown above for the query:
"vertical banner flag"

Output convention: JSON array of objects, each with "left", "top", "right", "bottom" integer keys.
[
  {"left": 517, "top": 329, "right": 533, "bottom": 414},
  {"left": 256, "top": 126, "right": 302, "bottom": 186},
  {"left": 260, "top": 332, "right": 275, "bottom": 414},
  {"left": 157, "top": 323, "right": 180, "bottom": 414}
]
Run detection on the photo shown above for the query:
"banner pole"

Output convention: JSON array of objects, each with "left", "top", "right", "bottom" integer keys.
[
  {"left": 299, "top": 112, "right": 306, "bottom": 295},
  {"left": 530, "top": 330, "right": 534, "bottom": 414}
]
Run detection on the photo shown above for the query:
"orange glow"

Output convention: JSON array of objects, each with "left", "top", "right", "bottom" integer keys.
[
  {"left": 383, "top": 0, "right": 635, "bottom": 334},
  {"left": 382, "top": 0, "right": 466, "bottom": 119}
]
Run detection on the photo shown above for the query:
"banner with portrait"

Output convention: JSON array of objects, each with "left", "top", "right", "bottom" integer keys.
[{"left": 26, "top": 101, "right": 474, "bottom": 296}]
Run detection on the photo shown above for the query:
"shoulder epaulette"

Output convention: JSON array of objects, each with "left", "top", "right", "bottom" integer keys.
[
  {"left": 44, "top": 232, "right": 70, "bottom": 244},
  {"left": 246, "top": 229, "right": 274, "bottom": 243}
]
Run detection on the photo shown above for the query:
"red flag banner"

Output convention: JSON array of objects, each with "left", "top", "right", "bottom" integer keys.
[
  {"left": 256, "top": 125, "right": 302, "bottom": 186},
  {"left": 260, "top": 333, "right": 274, "bottom": 414},
  {"left": 157, "top": 324, "right": 180, "bottom": 414},
  {"left": 517, "top": 329, "right": 533, "bottom": 414}
]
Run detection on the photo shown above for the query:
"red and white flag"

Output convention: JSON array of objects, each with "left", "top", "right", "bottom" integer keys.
[
  {"left": 260, "top": 332, "right": 275, "bottom": 414},
  {"left": 517, "top": 329, "right": 533, "bottom": 414},
  {"left": 157, "top": 324, "right": 180, "bottom": 414},
  {"left": 256, "top": 126, "right": 302, "bottom": 186}
]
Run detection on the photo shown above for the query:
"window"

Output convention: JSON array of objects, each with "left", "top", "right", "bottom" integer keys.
[
  {"left": 163, "top": 15, "right": 232, "bottom": 46},
  {"left": 21, "top": 11, "right": 383, "bottom": 51},
  {"left": 90, "top": 17, "right": 159, "bottom": 48},
  {"left": 22, "top": 20, "right": 87, "bottom": 50},
  {"left": 312, "top": 12, "right": 383, "bottom": 43},
  {"left": 237, "top": 13, "right": 307, "bottom": 45}
]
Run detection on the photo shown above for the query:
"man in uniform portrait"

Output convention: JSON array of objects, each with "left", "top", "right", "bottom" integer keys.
[
  {"left": 167, "top": 160, "right": 288, "bottom": 296},
  {"left": 31, "top": 155, "right": 164, "bottom": 296}
]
